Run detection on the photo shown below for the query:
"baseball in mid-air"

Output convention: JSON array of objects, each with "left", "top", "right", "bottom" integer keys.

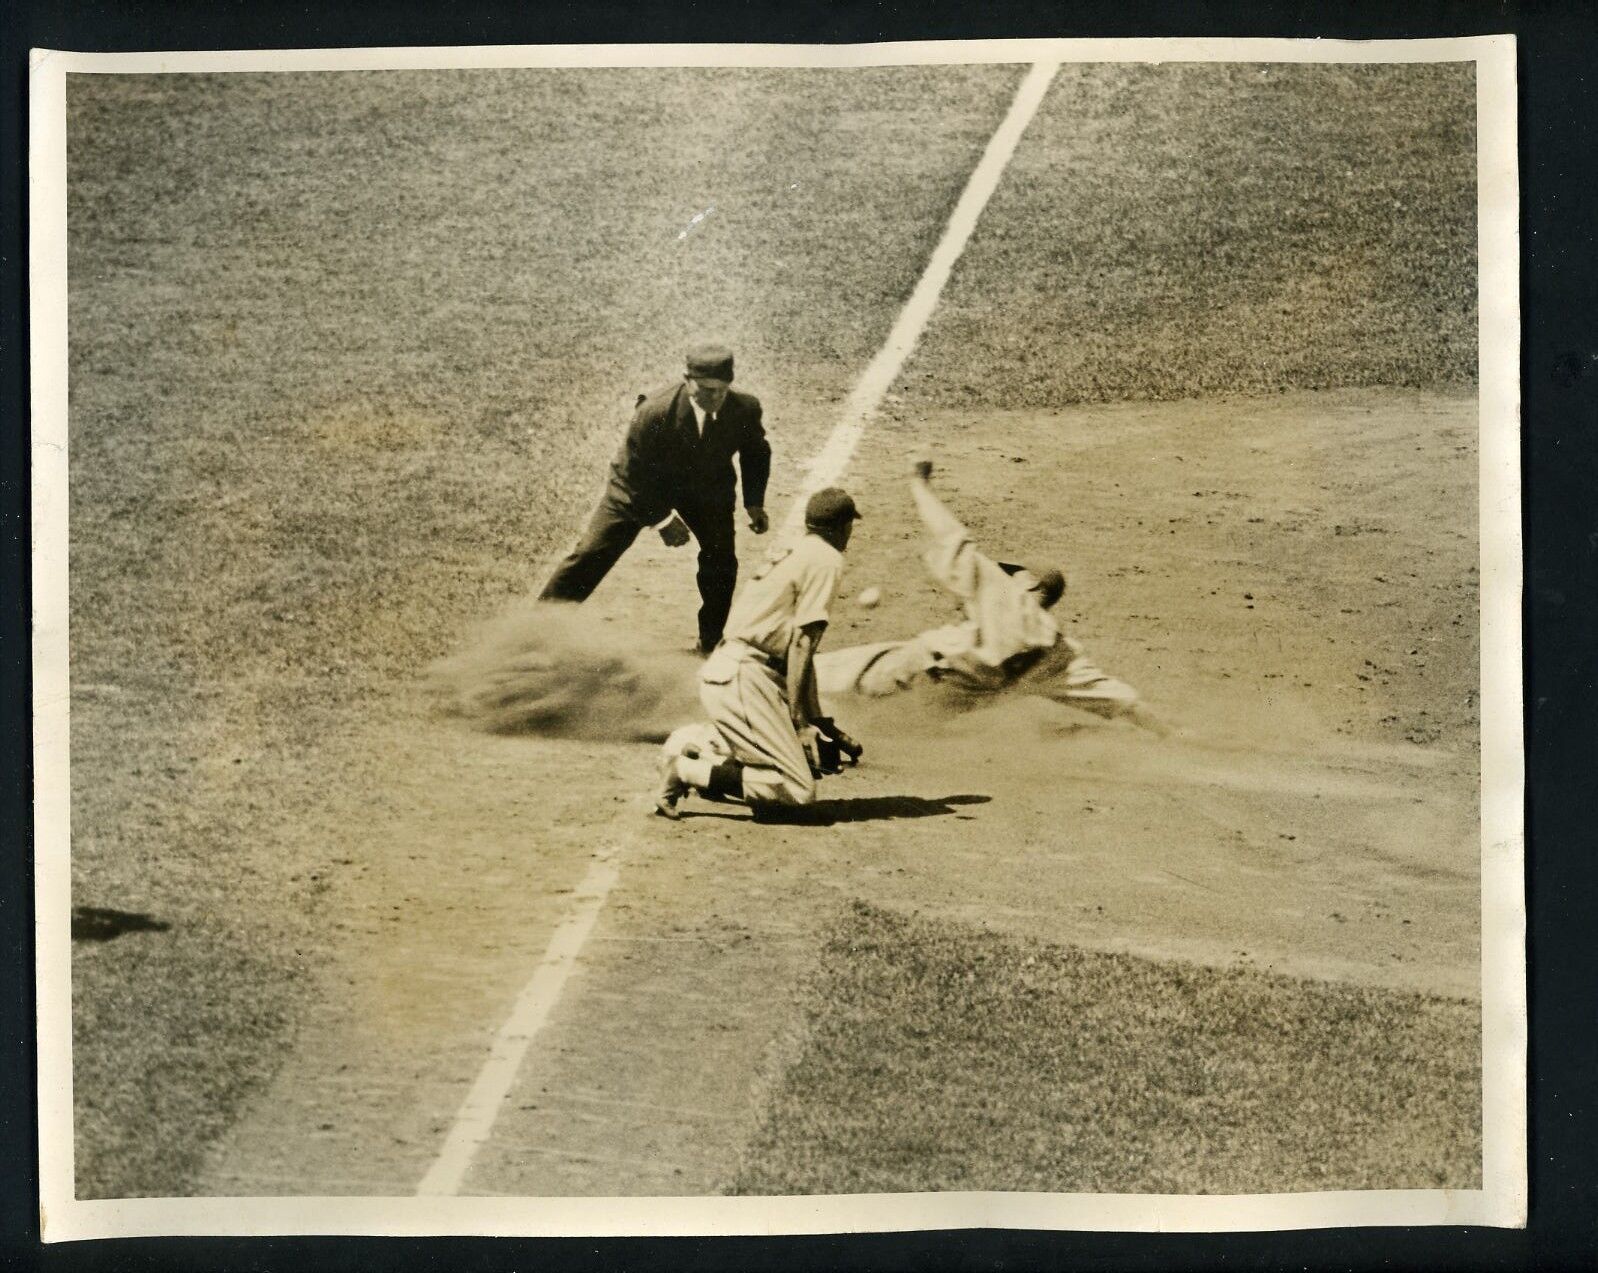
[{"left": 856, "top": 586, "right": 882, "bottom": 608}]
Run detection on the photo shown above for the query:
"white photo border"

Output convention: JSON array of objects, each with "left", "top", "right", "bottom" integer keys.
[{"left": 29, "top": 34, "right": 1524, "bottom": 1241}]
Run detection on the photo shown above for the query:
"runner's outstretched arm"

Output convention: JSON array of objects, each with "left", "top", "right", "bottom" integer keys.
[{"left": 910, "top": 461, "right": 983, "bottom": 602}]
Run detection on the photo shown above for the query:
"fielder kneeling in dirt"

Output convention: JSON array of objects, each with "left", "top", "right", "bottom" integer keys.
[
  {"left": 815, "top": 460, "right": 1162, "bottom": 732},
  {"left": 655, "top": 487, "right": 864, "bottom": 819}
]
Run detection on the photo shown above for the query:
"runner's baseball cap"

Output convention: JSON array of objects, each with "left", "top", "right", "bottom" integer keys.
[
  {"left": 999, "top": 560, "right": 1066, "bottom": 608},
  {"left": 804, "top": 487, "right": 862, "bottom": 528},
  {"left": 685, "top": 345, "right": 735, "bottom": 381},
  {"left": 1032, "top": 567, "right": 1066, "bottom": 609}
]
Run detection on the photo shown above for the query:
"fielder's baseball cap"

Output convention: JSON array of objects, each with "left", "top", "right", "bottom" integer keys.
[
  {"left": 685, "top": 344, "right": 735, "bottom": 382},
  {"left": 805, "top": 487, "right": 862, "bottom": 528}
]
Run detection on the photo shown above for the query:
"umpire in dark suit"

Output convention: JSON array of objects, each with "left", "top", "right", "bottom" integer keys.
[{"left": 539, "top": 345, "right": 772, "bottom": 654}]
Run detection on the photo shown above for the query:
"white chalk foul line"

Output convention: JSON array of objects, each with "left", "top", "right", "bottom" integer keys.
[
  {"left": 416, "top": 61, "right": 1058, "bottom": 1197},
  {"left": 415, "top": 846, "right": 623, "bottom": 1196},
  {"left": 784, "top": 59, "right": 1061, "bottom": 531}
]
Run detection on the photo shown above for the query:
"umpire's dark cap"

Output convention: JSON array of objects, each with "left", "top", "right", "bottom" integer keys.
[
  {"left": 805, "top": 487, "right": 862, "bottom": 528},
  {"left": 685, "top": 345, "right": 735, "bottom": 382}
]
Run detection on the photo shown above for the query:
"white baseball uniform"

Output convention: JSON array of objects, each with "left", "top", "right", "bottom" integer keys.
[
  {"left": 699, "top": 533, "right": 844, "bottom": 806},
  {"left": 815, "top": 481, "right": 1139, "bottom": 716}
]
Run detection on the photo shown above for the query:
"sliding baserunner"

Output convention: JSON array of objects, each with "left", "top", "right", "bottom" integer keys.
[{"left": 816, "top": 460, "right": 1163, "bottom": 732}]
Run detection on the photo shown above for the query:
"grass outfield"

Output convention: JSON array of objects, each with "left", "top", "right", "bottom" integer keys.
[
  {"left": 732, "top": 904, "right": 1480, "bottom": 1195},
  {"left": 901, "top": 62, "right": 1476, "bottom": 406}
]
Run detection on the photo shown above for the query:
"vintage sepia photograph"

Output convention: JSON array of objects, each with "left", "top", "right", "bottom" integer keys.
[{"left": 30, "top": 37, "right": 1522, "bottom": 1238}]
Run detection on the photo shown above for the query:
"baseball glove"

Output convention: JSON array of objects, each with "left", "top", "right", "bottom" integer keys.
[{"left": 809, "top": 716, "right": 864, "bottom": 774}]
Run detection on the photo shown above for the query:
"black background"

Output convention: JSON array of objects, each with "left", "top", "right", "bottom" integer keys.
[{"left": 3, "top": 1, "right": 1592, "bottom": 1269}]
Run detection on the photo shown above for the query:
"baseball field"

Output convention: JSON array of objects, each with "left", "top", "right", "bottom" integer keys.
[{"left": 63, "top": 59, "right": 1482, "bottom": 1202}]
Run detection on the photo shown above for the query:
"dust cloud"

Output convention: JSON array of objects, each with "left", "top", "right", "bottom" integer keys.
[{"left": 428, "top": 600, "right": 701, "bottom": 743}]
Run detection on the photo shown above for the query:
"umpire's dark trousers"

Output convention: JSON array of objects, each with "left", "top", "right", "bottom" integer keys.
[{"left": 539, "top": 493, "right": 738, "bottom": 653}]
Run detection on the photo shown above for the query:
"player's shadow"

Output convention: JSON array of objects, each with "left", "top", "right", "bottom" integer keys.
[
  {"left": 71, "top": 906, "right": 171, "bottom": 942},
  {"left": 754, "top": 793, "right": 991, "bottom": 825}
]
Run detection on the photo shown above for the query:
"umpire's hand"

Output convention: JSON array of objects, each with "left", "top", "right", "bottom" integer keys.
[
  {"left": 658, "top": 514, "right": 691, "bottom": 547},
  {"left": 745, "top": 505, "right": 769, "bottom": 535}
]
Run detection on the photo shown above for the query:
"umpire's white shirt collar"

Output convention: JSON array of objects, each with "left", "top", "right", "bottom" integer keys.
[{"left": 688, "top": 397, "right": 712, "bottom": 436}]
